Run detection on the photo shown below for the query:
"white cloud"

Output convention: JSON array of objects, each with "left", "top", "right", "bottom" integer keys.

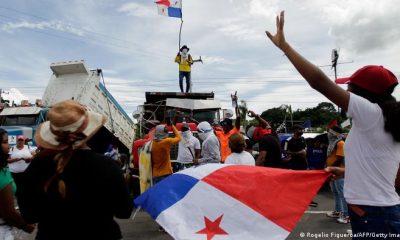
[
  {"left": 1, "top": 20, "right": 85, "bottom": 36},
  {"left": 117, "top": 3, "right": 155, "bottom": 17},
  {"left": 249, "top": 0, "right": 280, "bottom": 17},
  {"left": 1, "top": 0, "right": 399, "bottom": 119}
]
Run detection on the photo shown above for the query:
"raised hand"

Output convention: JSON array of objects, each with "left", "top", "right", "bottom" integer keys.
[
  {"left": 265, "top": 11, "right": 289, "bottom": 52},
  {"left": 247, "top": 110, "right": 257, "bottom": 118}
]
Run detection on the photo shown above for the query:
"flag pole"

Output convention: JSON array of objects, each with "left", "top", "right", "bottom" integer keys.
[
  {"left": 179, "top": 19, "right": 183, "bottom": 50},
  {"left": 178, "top": 1, "right": 183, "bottom": 50}
]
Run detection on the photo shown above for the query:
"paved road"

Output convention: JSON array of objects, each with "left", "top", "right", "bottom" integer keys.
[{"left": 16, "top": 184, "right": 351, "bottom": 240}]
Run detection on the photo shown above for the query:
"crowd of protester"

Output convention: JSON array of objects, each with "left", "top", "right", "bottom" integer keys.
[{"left": 1, "top": 9, "right": 400, "bottom": 239}]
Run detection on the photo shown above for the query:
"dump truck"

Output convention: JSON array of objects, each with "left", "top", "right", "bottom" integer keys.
[
  {"left": 131, "top": 91, "right": 225, "bottom": 167},
  {"left": 0, "top": 60, "right": 135, "bottom": 155}
]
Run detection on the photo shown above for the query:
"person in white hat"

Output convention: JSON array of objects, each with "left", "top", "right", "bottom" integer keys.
[
  {"left": 194, "top": 121, "right": 221, "bottom": 165},
  {"left": 175, "top": 45, "right": 194, "bottom": 93},
  {"left": 17, "top": 100, "right": 133, "bottom": 240}
]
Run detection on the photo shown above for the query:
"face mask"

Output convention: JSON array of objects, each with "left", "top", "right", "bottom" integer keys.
[
  {"left": 182, "top": 131, "right": 190, "bottom": 139},
  {"left": 182, "top": 49, "right": 188, "bottom": 54},
  {"left": 155, "top": 125, "right": 168, "bottom": 141},
  {"left": 198, "top": 132, "right": 207, "bottom": 141}
]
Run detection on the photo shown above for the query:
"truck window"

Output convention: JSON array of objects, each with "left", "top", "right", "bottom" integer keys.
[
  {"left": 193, "top": 110, "right": 218, "bottom": 124},
  {"left": 2, "top": 115, "right": 38, "bottom": 126}
]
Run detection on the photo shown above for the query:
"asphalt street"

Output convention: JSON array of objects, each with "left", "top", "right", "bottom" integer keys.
[{"left": 15, "top": 183, "right": 352, "bottom": 240}]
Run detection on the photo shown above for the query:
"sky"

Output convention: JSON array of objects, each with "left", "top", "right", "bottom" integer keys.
[{"left": 1, "top": 0, "right": 400, "bottom": 120}]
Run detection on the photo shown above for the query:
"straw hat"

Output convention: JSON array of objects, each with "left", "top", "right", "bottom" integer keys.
[{"left": 35, "top": 100, "right": 106, "bottom": 150}]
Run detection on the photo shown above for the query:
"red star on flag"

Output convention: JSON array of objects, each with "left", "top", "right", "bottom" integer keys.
[{"left": 196, "top": 215, "right": 228, "bottom": 240}]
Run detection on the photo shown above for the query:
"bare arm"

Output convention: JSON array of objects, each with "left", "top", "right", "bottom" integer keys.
[
  {"left": 0, "top": 184, "right": 35, "bottom": 233},
  {"left": 232, "top": 94, "right": 241, "bottom": 130},
  {"left": 256, "top": 151, "right": 267, "bottom": 166},
  {"left": 325, "top": 166, "right": 345, "bottom": 180},
  {"left": 266, "top": 11, "right": 350, "bottom": 111},
  {"left": 194, "top": 149, "right": 201, "bottom": 159},
  {"left": 248, "top": 110, "right": 271, "bottom": 129},
  {"left": 169, "top": 125, "right": 182, "bottom": 144}
]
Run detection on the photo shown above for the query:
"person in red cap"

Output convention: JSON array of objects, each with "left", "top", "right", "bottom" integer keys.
[
  {"left": 7, "top": 135, "right": 35, "bottom": 197},
  {"left": 246, "top": 111, "right": 282, "bottom": 168},
  {"left": 266, "top": 11, "right": 400, "bottom": 236}
]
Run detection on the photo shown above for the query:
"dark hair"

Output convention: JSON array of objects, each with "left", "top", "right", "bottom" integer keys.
[
  {"left": 330, "top": 125, "right": 343, "bottom": 134},
  {"left": 0, "top": 128, "right": 9, "bottom": 169},
  {"left": 292, "top": 125, "right": 303, "bottom": 131},
  {"left": 350, "top": 83, "right": 400, "bottom": 142}
]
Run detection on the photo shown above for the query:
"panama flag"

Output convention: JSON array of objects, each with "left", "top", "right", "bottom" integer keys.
[
  {"left": 135, "top": 164, "right": 329, "bottom": 239},
  {"left": 155, "top": 0, "right": 182, "bottom": 18}
]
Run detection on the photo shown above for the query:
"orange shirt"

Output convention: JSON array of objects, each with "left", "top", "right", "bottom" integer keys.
[
  {"left": 151, "top": 126, "right": 181, "bottom": 177},
  {"left": 326, "top": 140, "right": 345, "bottom": 167},
  {"left": 215, "top": 127, "right": 240, "bottom": 162}
]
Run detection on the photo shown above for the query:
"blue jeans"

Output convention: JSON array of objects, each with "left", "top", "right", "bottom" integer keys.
[
  {"left": 330, "top": 179, "right": 348, "bottom": 216},
  {"left": 349, "top": 204, "right": 400, "bottom": 239},
  {"left": 179, "top": 71, "right": 191, "bottom": 93}
]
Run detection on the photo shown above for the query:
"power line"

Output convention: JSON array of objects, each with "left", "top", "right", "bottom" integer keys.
[
  {"left": 0, "top": 6, "right": 174, "bottom": 57},
  {"left": 0, "top": 13, "right": 172, "bottom": 59}
]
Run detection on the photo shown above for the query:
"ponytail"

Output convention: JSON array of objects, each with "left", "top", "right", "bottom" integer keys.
[{"left": 380, "top": 100, "right": 400, "bottom": 142}]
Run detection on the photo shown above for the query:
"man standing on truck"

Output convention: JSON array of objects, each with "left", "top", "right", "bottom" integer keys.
[
  {"left": 151, "top": 123, "right": 181, "bottom": 184},
  {"left": 175, "top": 45, "right": 193, "bottom": 93}
]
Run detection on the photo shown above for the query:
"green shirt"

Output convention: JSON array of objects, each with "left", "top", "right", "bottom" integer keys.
[{"left": 0, "top": 167, "right": 16, "bottom": 194}]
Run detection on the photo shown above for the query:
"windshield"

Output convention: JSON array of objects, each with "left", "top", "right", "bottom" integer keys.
[
  {"left": 193, "top": 110, "right": 219, "bottom": 124},
  {"left": 1, "top": 115, "right": 38, "bottom": 126}
]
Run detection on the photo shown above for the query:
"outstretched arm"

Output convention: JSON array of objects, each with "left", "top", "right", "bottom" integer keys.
[
  {"left": 248, "top": 110, "right": 271, "bottom": 129},
  {"left": 266, "top": 11, "right": 350, "bottom": 111}
]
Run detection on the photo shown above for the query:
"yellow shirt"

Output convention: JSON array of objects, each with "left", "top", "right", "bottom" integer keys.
[
  {"left": 326, "top": 140, "right": 345, "bottom": 167},
  {"left": 215, "top": 128, "right": 241, "bottom": 162},
  {"left": 151, "top": 126, "right": 181, "bottom": 177},
  {"left": 175, "top": 54, "right": 193, "bottom": 72}
]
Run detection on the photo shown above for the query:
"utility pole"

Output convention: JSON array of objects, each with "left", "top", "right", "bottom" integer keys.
[
  {"left": 319, "top": 49, "right": 354, "bottom": 115},
  {"left": 331, "top": 49, "right": 339, "bottom": 81}
]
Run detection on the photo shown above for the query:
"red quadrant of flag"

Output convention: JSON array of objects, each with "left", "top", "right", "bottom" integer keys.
[{"left": 201, "top": 166, "right": 330, "bottom": 231}]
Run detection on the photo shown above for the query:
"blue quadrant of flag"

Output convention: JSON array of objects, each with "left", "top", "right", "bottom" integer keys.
[
  {"left": 168, "top": 7, "right": 182, "bottom": 18},
  {"left": 134, "top": 173, "right": 198, "bottom": 218}
]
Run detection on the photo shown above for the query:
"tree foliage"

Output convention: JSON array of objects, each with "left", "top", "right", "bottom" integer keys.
[{"left": 258, "top": 102, "right": 343, "bottom": 130}]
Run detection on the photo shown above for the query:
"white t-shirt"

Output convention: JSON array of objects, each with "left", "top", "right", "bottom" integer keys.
[
  {"left": 344, "top": 93, "right": 400, "bottom": 206},
  {"left": 177, "top": 134, "right": 201, "bottom": 163},
  {"left": 225, "top": 151, "right": 255, "bottom": 166},
  {"left": 8, "top": 145, "right": 34, "bottom": 173}
]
